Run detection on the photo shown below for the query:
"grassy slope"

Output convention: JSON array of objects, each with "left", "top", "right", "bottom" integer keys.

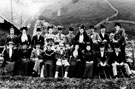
[
  {"left": 38, "top": 0, "right": 114, "bottom": 35},
  {"left": 108, "top": 0, "right": 135, "bottom": 21}
]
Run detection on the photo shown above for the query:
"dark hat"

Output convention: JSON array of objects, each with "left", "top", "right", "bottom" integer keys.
[
  {"left": 89, "top": 25, "right": 95, "bottom": 29},
  {"left": 20, "top": 27, "right": 28, "bottom": 31},
  {"left": 47, "top": 25, "right": 53, "bottom": 30},
  {"left": 79, "top": 24, "right": 85, "bottom": 29},
  {"left": 115, "top": 22, "right": 121, "bottom": 27},
  {"left": 69, "top": 27, "right": 74, "bottom": 31},
  {"left": 100, "top": 24, "right": 106, "bottom": 29},
  {"left": 36, "top": 28, "right": 41, "bottom": 32},
  {"left": 57, "top": 26, "right": 63, "bottom": 30}
]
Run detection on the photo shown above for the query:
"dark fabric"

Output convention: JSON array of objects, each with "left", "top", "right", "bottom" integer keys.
[
  {"left": 6, "top": 35, "right": 18, "bottom": 45},
  {"left": 31, "top": 35, "right": 44, "bottom": 49},
  {"left": 99, "top": 33, "right": 110, "bottom": 50},
  {"left": 96, "top": 51, "right": 109, "bottom": 63},
  {"left": 83, "top": 63, "right": 93, "bottom": 78},
  {"left": 18, "top": 34, "right": 31, "bottom": 46},
  {"left": 110, "top": 51, "right": 126, "bottom": 63}
]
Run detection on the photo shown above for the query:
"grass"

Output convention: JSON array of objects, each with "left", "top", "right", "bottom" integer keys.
[{"left": 0, "top": 76, "right": 135, "bottom": 89}]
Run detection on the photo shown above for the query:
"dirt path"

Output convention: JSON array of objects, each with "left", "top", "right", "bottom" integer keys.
[{"left": 95, "top": 0, "right": 135, "bottom": 28}]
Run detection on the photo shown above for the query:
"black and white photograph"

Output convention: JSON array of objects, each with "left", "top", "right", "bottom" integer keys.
[{"left": 0, "top": 0, "right": 135, "bottom": 88}]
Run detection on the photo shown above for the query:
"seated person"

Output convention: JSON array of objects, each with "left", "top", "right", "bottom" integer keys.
[
  {"left": 3, "top": 41, "right": 17, "bottom": 75},
  {"left": 31, "top": 43, "right": 43, "bottom": 76},
  {"left": 54, "top": 43, "right": 70, "bottom": 78},
  {"left": 83, "top": 43, "right": 94, "bottom": 78},
  {"left": 95, "top": 43, "right": 111, "bottom": 78},
  {"left": 18, "top": 42, "right": 31, "bottom": 76},
  {"left": 111, "top": 43, "right": 132, "bottom": 79},
  {"left": 40, "top": 44, "right": 56, "bottom": 78}
]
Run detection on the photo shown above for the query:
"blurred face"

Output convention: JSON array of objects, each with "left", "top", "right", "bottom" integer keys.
[
  {"left": 10, "top": 28, "right": 14, "bottom": 35},
  {"left": 100, "top": 47, "right": 105, "bottom": 52},
  {"left": 69, "top": 31, "right": 73, "bottom": 34},
  {"left": 79, "top": 28, "right": 84, "bottom": 34},
  {"left": 58, "top": 30, "right": 62, "bottom": 34},
  {"left": 115, "top": 48, "right": 120, "bottom": 52},
  {"left": 22, "top": 45, "right": 27, "bottom": 49},
  {"left": 65, "top": 44, "right": 70, "bottom": 49},
  {"left": 75, "top": 45, "right": 79, "bottom": 50},
  {"left": 36, "top": 45, "right": 40, "bottom": 49},
  {"left": 86, "top": 45, "right": 91, "bottom": 51},
  {"left": 37, "top": 31, "right": 41, "bottom": 36},
  {"left": 90, "top": 28, "right": 94, "bottom": 34},
  {"left": 115, "top": 26, "right": 120, "bottom": 32},
  {"left": 47, "top": 45, "right": 52, "bottom": 51},
  {"left": 101, "top": 28, "right": 105, "bottom": 33},
  {"left": 8, "top": 44, "right": 13, "bottom": 48},
  {"left": 48, "top": 28, "right": 53, "bottom": 34},
  {"left": 22, "top": 29, "right": 27, "bottom": 34}
]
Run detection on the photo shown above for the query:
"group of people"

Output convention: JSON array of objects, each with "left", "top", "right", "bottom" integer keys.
[{"left": 2, "top": 22, "right": 134, "bottom": 79}]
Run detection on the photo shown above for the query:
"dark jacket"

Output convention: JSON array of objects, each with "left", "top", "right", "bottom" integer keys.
[
  {"left": 110, "top": 51, "right": 125, "bottom": 63},
  {"left": 31, "top": 35, "right": 44, "bottom": 48}
]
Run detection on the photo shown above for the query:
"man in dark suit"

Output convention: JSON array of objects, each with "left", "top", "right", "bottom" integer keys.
[
  {"left": 99, "top": 25, "right": 110, "bottom": 50},
  {"left": 31, "top": 28, "right": 44, "bottom": 49},
  {"left": 88, "top": 25, "right": 101, "bottom": 51},
  {"left": 111, "top": 43, "right": 132, "bottom": 79},
  {"left": 95, "top": 43, "right": 111, "bottom": 78},
  {"left": 65, "top": 27, "right": 75, "bottom": 47}
]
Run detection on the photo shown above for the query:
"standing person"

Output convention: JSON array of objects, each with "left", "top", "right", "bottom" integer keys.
[
  {"left": 31, "top": 28, "right": 44, "bottom": 49},
  {"left": 73, "top": 24, "right": 89, "bottom": 78},
  {"left": 18, "top": 27, "right": 31, "bottom": 48},
  {"left": 55, "top": 26, "right": 66, "bottom": 45},
  {"left": 114, "top": 23, "right": 126, "bottom": 55},
  {"left": 5, "top": 27, "right": 18, "bottom": 47},
  {"left": 65, "top": 27, "right": 75, "bottom": 47},
  {"left": 99, "top": 25, "right": 110, "bottom": 51},
  {"left": 88, "top": 25, "right": 101, "bottom": 51},
  {"left": 44, "top": 25, "right": 55, "bottom": 49}
]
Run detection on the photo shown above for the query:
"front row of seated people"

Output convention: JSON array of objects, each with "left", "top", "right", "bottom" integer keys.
[{"left": 2, "top": 23, "right": 134, "bottom": 79}]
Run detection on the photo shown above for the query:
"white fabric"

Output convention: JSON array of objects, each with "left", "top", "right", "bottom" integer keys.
[
  {"left": 101, "top": 51, "right": 104, "bottom": 57},
  {"left": 9, "top": 48, "right": 12, "bottom": 58},
  {"left": 79, "top": 34, "right": 84, "bottom": 43},
  {"left": 73, "top": 50, "right": 78, "bottom": 57},
  {"left": 101, "top": 33, "right": 105, "bottom": 38},
  {"left": 21, "top": 34, "right": 28, "bottom": 42},
  {"left": 37, "top": 49, "right": 40, "bottom": 56},
  {"left": 40, "top": 65, "right": 44, "bottom": 78},
  {"left": 116, "top": 52, "right": 119, "bottom": 56}
]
